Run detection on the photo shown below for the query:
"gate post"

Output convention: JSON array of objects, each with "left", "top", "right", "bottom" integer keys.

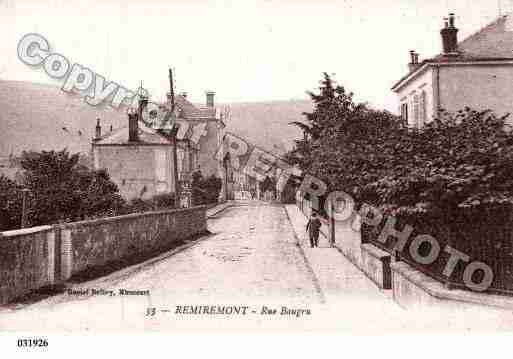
[{"left": 329, "top": 199, "right": 335, "bottom": 247}]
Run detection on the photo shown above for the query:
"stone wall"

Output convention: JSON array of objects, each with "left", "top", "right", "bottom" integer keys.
[
  {"left": 0, "top": 226, "right": 55, "bottom": 305},
  {"left": 0, "top": 206, "right": 206, "bottom": 305},
  {"left": 296, "top": 198, "right": 392, "bottom": 289},
  {"left": 360, "top": 244, "right": 391, "bottom": 290},
  {"left": 391, "top": 261, "right": 513, "bottom": 311}
]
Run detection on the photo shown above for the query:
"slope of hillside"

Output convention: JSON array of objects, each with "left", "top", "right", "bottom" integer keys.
[
  {"left": 0, "top": 80, "right": 311, "bottom": 158},
  {"left": 0, "top": 80, "right": 128, "bottom": 156},
  {"left": 225, "top": 99, "right": 311, "bottom": 156}
]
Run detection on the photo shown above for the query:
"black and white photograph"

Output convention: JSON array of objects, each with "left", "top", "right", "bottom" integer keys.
[{"left": 2, "top": 0, "right": 513, "bottom": 355}]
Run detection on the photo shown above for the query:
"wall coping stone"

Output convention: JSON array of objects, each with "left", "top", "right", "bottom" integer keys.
[
  {"left": 56, "top": 205, "right": 207, "bottom": 229},
  {"left": 391, "top": 261, "right": 513, "bottom": 310},
  {"left": 361, "top": 243, "right": 391, "bottom": 262},
  {"left": 0, "top": 225, "right": 53, "bottom": 238}
]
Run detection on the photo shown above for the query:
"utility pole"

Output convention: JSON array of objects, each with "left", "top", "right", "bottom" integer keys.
[
  {"left": 329, "top": 199, "right": 335, "bottom": 247},
  {"left": 169, "top": 68, "right": 180, "bottom": 208}
]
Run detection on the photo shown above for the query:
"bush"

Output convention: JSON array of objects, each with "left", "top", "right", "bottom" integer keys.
[
  {"left": 0, "top": 175, "right": 23, "bottom": 231},
  {"left": 15, "top": 149, "right": 126, "bottom": 226},
  {"left": 191, "top": 170, "right": 222, "bottom": 205},
  {"left": 119, "top": 193, "right": 176, "bottom": 214},
  {"left": 152, "top": 193, "right": 176, "bottom": 209},
  {"left": 288, "top": 74, "right": 513, "bottom": 292},
  {"left": 0, "top": 149, "right": 181, "bottom": 230},
  {"left": 289, "top": 74, "right": 513, "bottom": 219},
  {"left": 360, "top": 108, "right": 513, "bottom": 219}
]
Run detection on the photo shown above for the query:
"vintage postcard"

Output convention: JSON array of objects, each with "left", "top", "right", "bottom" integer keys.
[{"left": 2, "top": 0, "right": 513, "bottom": 352}]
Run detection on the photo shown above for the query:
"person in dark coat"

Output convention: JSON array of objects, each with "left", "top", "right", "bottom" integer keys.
[{"left": 306, "top": 212, "right": 322, "bottom": 248}]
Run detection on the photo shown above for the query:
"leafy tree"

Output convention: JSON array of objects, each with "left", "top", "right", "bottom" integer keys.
[
  {"left": 19, "top": 149, "right": 125, "bottom": 225},
  {"left": 288, "top": 72, "right": 513, "bottom": 221},
  {"left": 287, "top": 73, "right": 400, "bottom": 200},
  {"left": 363, "top": 108, "right": 513, "bottom": 218}
]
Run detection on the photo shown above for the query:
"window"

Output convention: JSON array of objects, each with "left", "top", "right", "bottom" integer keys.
[
  {"left": 419, "top": 90, "right": 427, "bottom": 128},
  {"left": 401, "top": 103, "right": 408, "bottom": 126}
]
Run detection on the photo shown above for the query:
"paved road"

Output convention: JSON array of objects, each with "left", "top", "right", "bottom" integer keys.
[
  {"left": 0, "top": 202, "right": 325, "bottom": 331},
  {"left": 2, "top": 201, "right": 512, "bottom": 331}
]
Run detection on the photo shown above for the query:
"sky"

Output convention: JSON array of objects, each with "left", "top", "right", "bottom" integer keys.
[{"left": 0, "top": 0, "right": 510, "bottom": 112}]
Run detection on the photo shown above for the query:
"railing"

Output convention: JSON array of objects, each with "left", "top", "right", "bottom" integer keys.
[{"left": 362, "top": 210, "right": 513, "bottom": 296}]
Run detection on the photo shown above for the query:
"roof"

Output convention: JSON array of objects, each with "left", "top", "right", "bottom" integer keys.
[
  {"left": 96, "top": 93, "right": 219, "bottom": 145},
  {"left": 453, "top": 15, "right": 513, "bottom": 59},
  {"left": 392, "top": 14, "right": 513, "bottom": 91},
  {"left": 173, "top": 95, "right": 217, "bottom": 120},
  {"left": 93, "top": 121, "right": 172, "bottom": 145}
]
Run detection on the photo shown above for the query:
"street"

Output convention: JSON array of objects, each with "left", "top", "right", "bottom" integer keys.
[{"left": 1, "top": 201, "right": 513, "bottom": 331}]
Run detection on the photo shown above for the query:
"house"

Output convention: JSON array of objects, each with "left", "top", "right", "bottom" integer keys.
[
  {"left": 392, "top": 13, "right": 513, "bottom": 128},
  {"left": 170, "top": 91, "right": 226, "bottom": 184},
  {"left": 92, "top": 89, "right": 227, "bottom": 202},
  {"left": 92, "top": 112, "right": 176, "bottom": 200}
]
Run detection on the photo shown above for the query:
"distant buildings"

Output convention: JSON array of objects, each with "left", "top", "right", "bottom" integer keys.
[
  {"left": 392, "top": 13, "right": 513, "bottom": 128},
  {"left": 218, "top": 132, "right": 297, "bottom": 201}
]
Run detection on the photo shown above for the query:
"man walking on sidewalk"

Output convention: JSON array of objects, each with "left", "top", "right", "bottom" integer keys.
[{"left": 306, "top": 212, "right": 322, "bottom": 248}]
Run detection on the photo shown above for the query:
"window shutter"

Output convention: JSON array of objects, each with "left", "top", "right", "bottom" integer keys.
[
  {"left": 413, "top": 94, "right": 420, "bottom": 128},
  {"left": 420, "top": 91, "right": 427, "bottom": 127}
]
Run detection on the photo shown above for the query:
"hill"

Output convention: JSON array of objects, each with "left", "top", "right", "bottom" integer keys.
[
  {"left": 0, "top": 80, "right": 128, "bottom": 156},
  {"left": 224, "top": 99, "right": 311, "bottom": 156},
  {"left": 0, "top": 80, "right": 311, "bottom": 158}
]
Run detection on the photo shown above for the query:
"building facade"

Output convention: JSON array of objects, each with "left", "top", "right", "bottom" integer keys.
[
  {"left": 92, "top": 115, "right": 176, "bottom": 200},
  {"left": 392, "top": 13, "right": 513, "bottom": 128},
  {"left": 158, "top": 92, "right": 227, "bottom": 196}
]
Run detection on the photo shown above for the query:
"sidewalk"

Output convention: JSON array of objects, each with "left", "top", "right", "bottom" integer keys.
[
  {"left": 206, "top": 201, "right": 234, "bottom": 218},
  {"left": 284, "top": 204, "right": 395, "bottom": 306}
]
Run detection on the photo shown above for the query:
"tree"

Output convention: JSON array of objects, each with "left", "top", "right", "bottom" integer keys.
[
  {"left": 19, "top": 149, "right": 125, "bottom": 226},
  {"left": 287, "top": 73, "right": 400, "bottom": 200}
]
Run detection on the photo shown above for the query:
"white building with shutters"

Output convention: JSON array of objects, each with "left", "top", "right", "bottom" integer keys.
[{"left": 392, "top": 13, "right": 513, "bottom": 128}]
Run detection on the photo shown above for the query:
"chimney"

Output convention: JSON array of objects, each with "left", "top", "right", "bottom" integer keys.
[
  {"left": 408, "top": 50, "right": 420, "bottom": 72},
  {"left": 128, "top": 112, "right": 139, "bottom": 142},
  {"left": 180, "top": 91, "right": 188, "bottom": 99},
  {"left": 206, "top": 91, "right": 215, "bottom": 107},
  {"left": 129, "top": 94, "right": 147, "bottom": 142},
  {"left": 441, "top": 13, "right": 459, "bottom": 55},
  {"left": 95, "top": 118, "right": 101, "bottom": 139}
]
